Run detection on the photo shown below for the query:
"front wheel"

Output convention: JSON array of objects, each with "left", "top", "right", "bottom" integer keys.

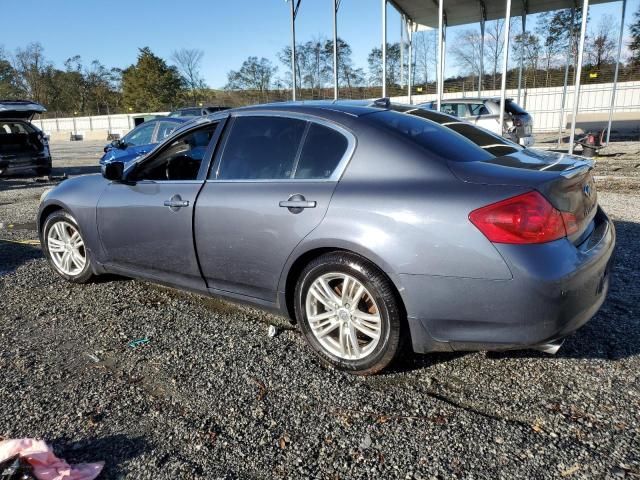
[
  {"left": 42, "top": 210, "right": 95, "bottom": 283},
  {"left": 295, "top": 252, "right": 404, "bottom": 375}
]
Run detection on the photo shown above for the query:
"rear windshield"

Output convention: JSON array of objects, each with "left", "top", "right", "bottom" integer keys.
[
  {"left": 367, "top": 110, "right": 493, "bottom": 163},
  {"left": 0, "top": 121, "right": 35, "bottom": 134},
  {"left": 505, "top": 100, "right": 527, "bottom": 115},
  {"left": 444, "top": 123, "right": 521, "bottom": 156}
]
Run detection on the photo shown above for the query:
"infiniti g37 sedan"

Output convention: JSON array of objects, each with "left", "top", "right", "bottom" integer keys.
[{"left": 38, "top": 101, "right": 615, "bottom": 374}]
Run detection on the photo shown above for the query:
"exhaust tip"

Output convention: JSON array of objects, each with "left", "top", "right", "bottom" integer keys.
[{"left": 534, "top": 340, "right": 564, "bottom": 355}]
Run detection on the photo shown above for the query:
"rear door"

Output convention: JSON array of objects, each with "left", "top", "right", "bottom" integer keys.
[{"left": 195, "top": 113, "right": 354, "bottom": 302}]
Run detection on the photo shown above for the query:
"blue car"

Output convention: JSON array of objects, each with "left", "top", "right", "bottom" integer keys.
[{"left": 100, "top": 117, "right": 188, "bottom": 165}]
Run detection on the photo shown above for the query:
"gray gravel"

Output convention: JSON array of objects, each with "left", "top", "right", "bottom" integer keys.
[{"left": 0, "top": 142, "right": 638, "bottom": 479}]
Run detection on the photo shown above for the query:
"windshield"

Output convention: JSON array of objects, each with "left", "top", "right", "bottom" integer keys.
[{"left": 367, "top": 110, "right": 493, "bottom": 163}]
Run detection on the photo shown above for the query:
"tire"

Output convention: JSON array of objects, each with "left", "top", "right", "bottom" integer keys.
[
  {"left": 42, "top": 210, "right": 95, "bottom": 283},
  {"left": 36, "top": 167, "right": 51, "bottom": 177},
  {"left": 295, "top": 252, "right": 404, "bottom": 375}
]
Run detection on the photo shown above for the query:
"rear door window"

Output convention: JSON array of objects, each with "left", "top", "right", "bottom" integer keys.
[
  {"left": 294, "top": 124, "right": 348, "bottom": 179},
  {"left": 469, "top": 103, "right": 490, "bottom": 116},
  {"left": 217, "top": 116, "right": 306, "bottom": 180},
  {"left": 441, "top": 103, "right": 468, "bottom": 117},
  {"left": 368, "top": 110, "right": 493, "bottom": 163}
]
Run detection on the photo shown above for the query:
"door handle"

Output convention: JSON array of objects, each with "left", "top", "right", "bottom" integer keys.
[
  {"left": 279, "top": 200, "right": 316, "bottom": 208},
  {"left": 164, "top": 195, "right": 189, "bottom": 211},
  {"left": 280, "top": 194, "right": 316, "bottom": 214}
]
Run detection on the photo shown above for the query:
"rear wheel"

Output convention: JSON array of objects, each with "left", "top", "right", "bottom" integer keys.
[
  {"left": 42, "top": 210, "right": 94, "bottom": 283},
  {"left": 295, "top": 252, "right": 404, "bottom": 375}
]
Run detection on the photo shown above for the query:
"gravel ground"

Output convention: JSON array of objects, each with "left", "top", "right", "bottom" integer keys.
[{"left": 0, "top": 141, "right": 638, "bottom": 479}]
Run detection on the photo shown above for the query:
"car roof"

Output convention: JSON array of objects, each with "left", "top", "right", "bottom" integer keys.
[{"left": 232, "top": 101, "right": 386, "bottom": 118}]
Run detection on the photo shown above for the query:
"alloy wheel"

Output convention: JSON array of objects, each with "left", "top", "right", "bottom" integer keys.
[
  {"left": 47, "top": 220, "right": 86, "bottom": 276},
  {"left": 305, "top": 272, "right": 382, "bottom": 360}
]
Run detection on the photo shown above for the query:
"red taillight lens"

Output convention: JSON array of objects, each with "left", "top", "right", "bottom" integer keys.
[{"left": 469, "top": 191, "right": 574, "bottom": 244}]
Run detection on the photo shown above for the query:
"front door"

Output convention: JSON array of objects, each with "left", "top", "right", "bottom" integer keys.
[
  {"left": 195, "top": 114, "right": 353, "bottom": 302},
  {"left": 97, "top": 121, "right": 223, "bottom": 290}
]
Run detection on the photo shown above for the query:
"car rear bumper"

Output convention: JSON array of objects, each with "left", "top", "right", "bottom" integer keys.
[
  {"left": 402, "top": 207, "right": 615, "bottom": 354},
  {"left": 0, "top": 154, "right": 51, "bottom": 174}
]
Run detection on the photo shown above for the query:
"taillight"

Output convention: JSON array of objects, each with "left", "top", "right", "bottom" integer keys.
[{"left": 469, "top": 191, "right": 576, "bottom": 244}]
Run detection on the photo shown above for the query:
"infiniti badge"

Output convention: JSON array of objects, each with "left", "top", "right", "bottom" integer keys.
[{"left": 583, "top": 183, "right": 592, "bottom": 197}]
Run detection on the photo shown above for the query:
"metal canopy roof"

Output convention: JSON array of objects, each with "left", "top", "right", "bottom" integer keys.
[{"left": 391, "top": 0, "right": 612, "bottom": 28}]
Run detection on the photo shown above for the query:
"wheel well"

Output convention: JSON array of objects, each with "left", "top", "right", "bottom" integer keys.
[
  {"left": 39, "top": 204, "right": 64, "bottom": 233},
  {"left": 284, "top": 248, "right": 407, "bottom": 329}
]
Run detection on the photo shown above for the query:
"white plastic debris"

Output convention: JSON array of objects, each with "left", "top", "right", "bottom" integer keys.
[{"left": 267, "top": 325, "right": 278, "bottom": 338}]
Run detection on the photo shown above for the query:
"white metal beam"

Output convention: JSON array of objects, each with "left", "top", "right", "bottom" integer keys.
[
  {"left": 478, "top": 1, "right": 486, "bottom": 96},
  {"left": 382, "top": 0, "right": 388, "bottom": 97},
  {"left": 498, "top": 0, "right": 512, "bottom": 136},
  {"left": 333, "top": 0, "right": 339, "bottom": 100},
  {"left": 437, "top": 0, "right": 444, "bottom": 110},
  {"left": 517, "top": 0, "right": 527, "bottom": 104},
  {"left": 606, "top": 0, "right": 627, "bottom": 144},
  {"left": 557, "top": 6, "right": 576, "bottom": 147},
  {"left": 568, "top": 0, "right": 589, "bottom": 155}
]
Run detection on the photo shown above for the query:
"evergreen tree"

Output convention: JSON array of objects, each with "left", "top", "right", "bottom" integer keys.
[
  {"left": 122, "top": 47, "right": 184, "bottom": 111},
  {"left": 630, "top": 5, "right": 640, "bottom": 66}
]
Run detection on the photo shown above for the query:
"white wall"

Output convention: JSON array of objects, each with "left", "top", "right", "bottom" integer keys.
[
  {"left": 34, "top": 112, "right": 169, "bottom": 140},
  {"left": 390, "top": 81, "right": 640, "bottom": 133}
]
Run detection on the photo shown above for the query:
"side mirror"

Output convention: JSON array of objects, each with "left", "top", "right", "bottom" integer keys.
[{"left": 102, "top": 161, "right": 125, "bottom": 182}]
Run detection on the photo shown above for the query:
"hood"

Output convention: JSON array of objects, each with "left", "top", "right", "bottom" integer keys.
[{"left": 0, "top": 100, "right": 47, "bottom": 120}]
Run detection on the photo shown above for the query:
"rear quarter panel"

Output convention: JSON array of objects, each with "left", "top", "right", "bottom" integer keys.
[{"left": 279, "top": 126, "right": 530, "bottom": 301}]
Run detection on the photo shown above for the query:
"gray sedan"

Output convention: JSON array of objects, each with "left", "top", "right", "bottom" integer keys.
[{"left": 38, "top": 101, "right": 615, "bottom": 374}]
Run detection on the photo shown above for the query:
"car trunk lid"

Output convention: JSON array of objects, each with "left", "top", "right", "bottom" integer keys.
[
  {"left": 0, "top": 100, "right": 46, "bottom": 121},
  {"left": 449, "top": 148, "right": 598, "bottom": 244}
]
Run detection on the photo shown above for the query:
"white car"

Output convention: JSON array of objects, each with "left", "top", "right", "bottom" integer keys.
[{"left": 419, "top": 97, "right": 535, "bottom": 147}]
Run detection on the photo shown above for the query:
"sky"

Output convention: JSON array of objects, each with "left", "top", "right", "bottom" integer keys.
[{"left": 2, "top": 0, "right": 638, "bottom": 89}]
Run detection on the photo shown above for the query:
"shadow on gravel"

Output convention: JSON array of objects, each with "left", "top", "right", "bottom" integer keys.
[
  {"left": 0, "top": 240, "right": 42, "bottom": 276},
  {"left": 52, "top": 434, "right": 149, "bottom": 478}
]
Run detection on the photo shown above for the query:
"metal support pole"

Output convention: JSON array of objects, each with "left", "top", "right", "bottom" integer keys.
[
  {"left": 437, "top": 0, "right": 444, "bottom": 110},
  {"left": 605, "top": 0, "right": 627, "bottom": 145},
  {"left": 333, "top": 0, "right": 339, "bottom": 100},
  {"left": 558, "top": 7, "right": 576, "bottom": 147},
  {"left": 568, "top": 0, "right": 589, "bottom": 155},
  {"left": 400, "top": 15, "right": 405, "bottom": 88},
  {"left": 408, "top": 21, "right": 413, "bottom": 103},
  {"left": 290, "top": 0, "right": 299, "bottom": 101},
  {"left": 517, "top": 1, "right": 527, "bottom": 104},
  {"left": 498, "top": 0, "right": 512, "bottom": 137},
  {"left": 382, "top": 0, "right": 387, "bottom": 97},
  {"left": 479, "top": 1, "right": 486, "bottom": 96}
]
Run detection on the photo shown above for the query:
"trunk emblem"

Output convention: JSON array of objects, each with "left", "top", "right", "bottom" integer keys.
[{"left": 583, "top": 183, "right": 592, "bottom": 197}]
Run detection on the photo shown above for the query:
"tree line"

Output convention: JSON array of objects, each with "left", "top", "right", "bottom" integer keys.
[{"left": 1, "top": 5, "right": 639, "bottom": 117}]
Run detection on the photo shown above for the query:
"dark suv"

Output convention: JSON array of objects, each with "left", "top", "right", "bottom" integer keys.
[{"left": 0, "top": 100, "right": 52, "bottom": 176}]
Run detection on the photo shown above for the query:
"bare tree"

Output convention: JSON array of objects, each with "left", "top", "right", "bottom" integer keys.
[
  {"left": 225, "top": 56, "right": 277, "bottom": 102},
  {"left": 413, "top": 30, "right": 437, "bottom": 87},
  {"left": 451, "top": 29, "right": 483, "bottom": 89},
  {"left": 13, "top": 42, "right": 51, "bottom": 102},
  {"left": 171, "top": 48, "right": 206, "bottom": 104},
  {"left": 484, "top": 20, "right": 505, "bottom": 89},
  {"left": 587, "top": 15, "right": 617, "bottom": 69}
]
